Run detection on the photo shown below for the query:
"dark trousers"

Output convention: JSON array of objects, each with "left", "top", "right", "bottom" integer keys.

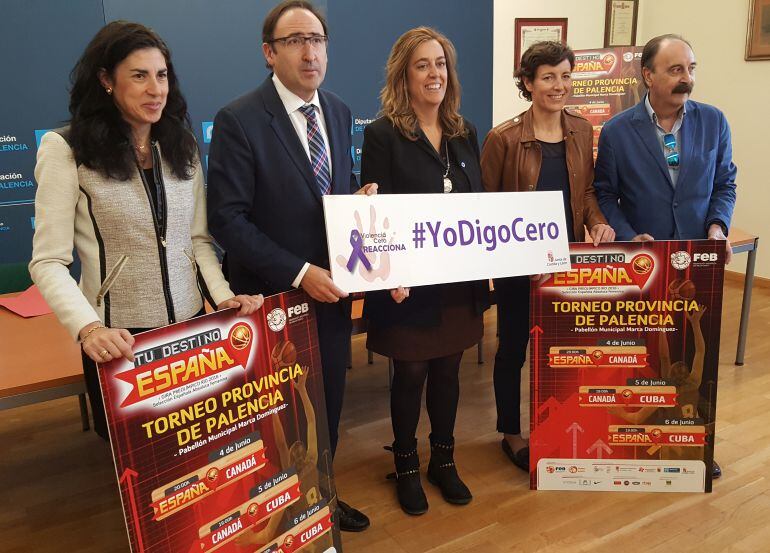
[
  {"left": 493, "top": 276, "right": 530, "bottom": 435},
  {"left": 81, "top": 324, "right": 151, "bottom": 441},
  {"left": 315, "top": 300, "right": 352, "bottom": 457}
]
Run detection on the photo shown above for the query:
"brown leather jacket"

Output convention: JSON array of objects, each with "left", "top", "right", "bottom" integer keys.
[{"left": 480, "top": 107, "right": 606, "bottom": 241}]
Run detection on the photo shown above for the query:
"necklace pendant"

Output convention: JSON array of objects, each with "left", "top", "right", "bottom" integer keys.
[{"left": 443, "top": 177, "right": 452, "bottom": 193}]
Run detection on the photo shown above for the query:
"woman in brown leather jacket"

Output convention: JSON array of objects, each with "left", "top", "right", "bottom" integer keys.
[{"left": 480, "top": 41, "right": 615, "bottom": 471}]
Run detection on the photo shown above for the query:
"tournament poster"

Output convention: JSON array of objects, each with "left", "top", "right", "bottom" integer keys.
[
  {"left": 567, "top": 46, "right": 644, "bottom": 156},
  {"left": 98, "top": 290, "right": 340, "bottom": 552},
  {"left": 530, "top": 241, "right": 724, "bottom": 493}
]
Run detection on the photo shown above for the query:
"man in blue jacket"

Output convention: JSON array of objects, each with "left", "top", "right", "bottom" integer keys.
[
  {"left": 594, "top": 34, "right": 737, "bottom": 264},
  {"left": 595, "top": 35, "right": 736, "bottom": 478}
]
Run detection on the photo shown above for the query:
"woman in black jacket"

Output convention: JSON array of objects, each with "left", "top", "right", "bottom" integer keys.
[{"left": 361, "top": 26, "right": 489, "bottom": 516}]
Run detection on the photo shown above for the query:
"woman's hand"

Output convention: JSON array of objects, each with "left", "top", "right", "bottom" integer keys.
[
  {"left": 390, "top": 286, "right": 410, "bottom": 303},
  {"left": 589, "top": 223, "right": 616, "bottom": 245},
  {"left": 217, "top": 294, "right": 264, "bottom": 316},
  {"left": 79, "top": 322, "right": 135, "bottom": 363}
]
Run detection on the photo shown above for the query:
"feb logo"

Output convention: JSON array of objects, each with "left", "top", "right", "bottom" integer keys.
[
  {"left": 267, "top": 308, "right": 287, "bottom": 332},
  {"left": 670, "top": 251, "right": 691, "bottom": 270}
]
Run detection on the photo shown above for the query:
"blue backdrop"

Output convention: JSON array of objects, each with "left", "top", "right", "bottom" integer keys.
[{"left": 0, "top": 0, "right": 493, "bottom": 284}]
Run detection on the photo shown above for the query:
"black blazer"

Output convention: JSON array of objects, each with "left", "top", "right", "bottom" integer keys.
[
  {"left": 207, "top": 76, "right": 359, "bottom": 296},
  {"left": 360, "top": 116, "right": 490, "bottom": 327}
]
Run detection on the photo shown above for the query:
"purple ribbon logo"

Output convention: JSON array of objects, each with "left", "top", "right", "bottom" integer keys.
[{"left": 346, "top": 229, "right": 372, "bottom": 272}]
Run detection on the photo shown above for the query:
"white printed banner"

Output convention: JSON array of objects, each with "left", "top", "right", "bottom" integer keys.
[{"left": 323, "top": 191, "right": 571, "bottom": 293}]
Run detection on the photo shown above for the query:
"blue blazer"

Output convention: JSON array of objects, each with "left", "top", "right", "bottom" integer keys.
[
  {"left": 206, "top": 76, "right": 359, "bottom": 296},
  {"left": 594, "top": 99, "right": 736, "bottom": 241}
]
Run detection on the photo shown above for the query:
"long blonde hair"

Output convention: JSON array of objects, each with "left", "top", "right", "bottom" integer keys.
[{"left": 380, "top": 27, "right": 467, "bottom": 141}]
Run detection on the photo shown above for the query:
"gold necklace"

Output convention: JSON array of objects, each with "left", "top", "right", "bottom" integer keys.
[{"left": 133, "top": 141, "right": 150, "bottom": 165}]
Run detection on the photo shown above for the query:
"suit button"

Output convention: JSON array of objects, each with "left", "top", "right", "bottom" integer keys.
[{"left": 674, "top": 202, "right": 679, "bottom": 208}]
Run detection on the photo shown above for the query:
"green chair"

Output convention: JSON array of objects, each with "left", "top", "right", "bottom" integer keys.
[{"left": 0, "top": 262, "right": 33, "bottom": 294}]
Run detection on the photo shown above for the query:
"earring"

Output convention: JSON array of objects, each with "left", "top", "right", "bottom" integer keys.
[{"left": 106, "top": 87, "right": 113, "bottom": 95}]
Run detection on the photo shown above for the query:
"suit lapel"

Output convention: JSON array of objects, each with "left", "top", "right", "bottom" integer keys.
[
  {"left": 261, "top": 78, "right": 322, "bottom": 204},
  {"left": 630, "top": 102, "right": 673, "bottom": 189},
  {"left": 676, "top": 101, "right": 697, "bottom": 188}
]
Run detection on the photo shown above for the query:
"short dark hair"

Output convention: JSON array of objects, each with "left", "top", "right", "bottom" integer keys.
[
  {"left": 68, "top": 20, "right": 197, "bottom": 181},
  {"left": 641, "top": 34, "right": 692, "bottom": 75},
  {"left": 262, "top": 0, "right": 328, "bottom": 44},
  {"left": 514, "top": 41, "right": 575, "bottom": 101}
]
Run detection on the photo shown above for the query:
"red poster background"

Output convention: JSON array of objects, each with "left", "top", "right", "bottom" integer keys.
[
  {"left": 530, "top": 240, "right": 724, "bottom": 492},
  {"left": 567, "top": 46, "right": 645, "bottom": 157},
  {"left": 98, "top": 290, "right": 341, "bottom": 552}
]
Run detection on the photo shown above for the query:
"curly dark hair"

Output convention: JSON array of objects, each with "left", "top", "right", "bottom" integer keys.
[
  {"left": 68, "top": 21, "right": 197, "bottom": 181},
  {"left": 514, "top": 41, "right": 575, "bottom": 102}
]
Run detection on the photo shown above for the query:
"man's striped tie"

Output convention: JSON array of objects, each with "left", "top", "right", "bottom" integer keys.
[{"left": 298, "top": 104, "right": 331, "bottom": 195}]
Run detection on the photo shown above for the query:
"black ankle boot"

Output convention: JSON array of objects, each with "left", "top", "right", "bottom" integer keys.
[
  {"left": 426, "top": 434, "right": 472, "bottom": 505},
  {"left": 386, "top": 440, "right": 428, "bottom": 515}
]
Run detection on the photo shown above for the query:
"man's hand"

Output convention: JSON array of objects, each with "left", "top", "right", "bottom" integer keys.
[
  {"left": 632, "top": 233, "right": 655, "bottom": 242},
  {"left": 300, "top": 264, "right": 348, "bottom": 303},
  {"left": 708, "top": 223, "right": 732, "bottom": 264},
  {"left": 589, "top": 223, "right": 616, "bottom": 246},
  {"left": 390, "top": 286, "right": 410, "bottom": 303},
  {"left": 355, "top": 183, "right": 378, "bottom": 196}
]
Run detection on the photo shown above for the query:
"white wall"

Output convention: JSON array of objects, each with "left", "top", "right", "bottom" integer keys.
[
  {"left": 637, "top": 0, "right": 770, "bottom": 278},
  {"left": 492, "top": 0, "right": 607, "bottom": 124},
  {"left": 492, "top": 0, "right": 770, "bottom": 278}
]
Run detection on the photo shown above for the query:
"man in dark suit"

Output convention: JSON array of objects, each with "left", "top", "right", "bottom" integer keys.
[
  {"left": 594, "top": 34, "right": 736, "bottom": 478},
  {"left": 207, "top": 0, "right": 374, "bottom": 531},
  {"left": 594, "top": 34, "right": 736, "bottom": 264}
]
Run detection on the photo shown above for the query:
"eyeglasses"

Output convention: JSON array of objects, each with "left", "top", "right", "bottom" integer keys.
[
  {"left": 663, "top": 133, "right": 679, "bottom": 168},
  {"left": 269, "top": 34, "right": 328, "bottom": 50}
]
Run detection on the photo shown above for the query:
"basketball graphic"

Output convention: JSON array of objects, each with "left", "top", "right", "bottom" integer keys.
[
  {"left": 271, "top": 340, "right": 297, "bottom": 367},
  {"left": 206, "top": 468, "right": 219, "bottom": 482},
  {"left": 230, "top": 323, "right": 252, "bottom": 350},
  {"left": 668, "top": 279, "right": 697, "bottom": 300},
  {"left": 631, "top": 254, "right": 653, "bottom": 275}
]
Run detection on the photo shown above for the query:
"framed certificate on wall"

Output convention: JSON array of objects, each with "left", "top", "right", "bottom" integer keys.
[
  {"left": 746, "top": 0, "right": 770, "bottom": 60},
  {"left": 514, "top": 18, "right": 568, "bottom": 70},
  {"left": 604, "top": 0, "right": 639, "bottom": 47}
]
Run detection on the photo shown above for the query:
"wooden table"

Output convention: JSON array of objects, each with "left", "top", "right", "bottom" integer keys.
[
  {"left": 728, "top": 228, "right": 760, "bottom": 365},
  {"left": 0, "top": 292, "right": 89, "bottom": 429}
]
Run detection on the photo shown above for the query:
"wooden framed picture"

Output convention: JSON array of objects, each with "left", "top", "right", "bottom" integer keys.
[
  {"left": 604, "top": 0, "right": 639, "bottom": 47},
  {"left": 514, "top": 18, "right": 568, "bottom": 70},
  {"left": 746, "top": 0, "right": 770, "bottom": 60}
]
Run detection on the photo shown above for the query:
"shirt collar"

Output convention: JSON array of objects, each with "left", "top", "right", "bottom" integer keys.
[
  {"left": 272, "top": 73, "right": 321, "bottom": 115},
  {"left": 644, "top": 93, "right": 686, "bottom": 129}
]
